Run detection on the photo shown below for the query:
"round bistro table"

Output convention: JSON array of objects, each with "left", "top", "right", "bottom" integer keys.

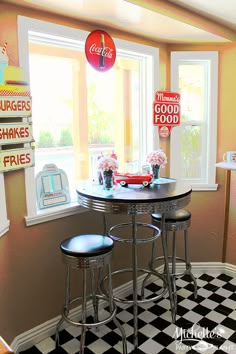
[{"left": 77, "top": 178, "right": 192, "bottom": 350}]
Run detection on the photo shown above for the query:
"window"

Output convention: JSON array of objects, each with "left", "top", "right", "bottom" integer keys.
[
  {"left": 18, "top": 16, "right": 158, "bottom": 225},
  {"left": 0, "top": 172, "right": 9, "bottom": 237},
  {"left": 170, "top": 51, "right": 218, "bottom": 190}
]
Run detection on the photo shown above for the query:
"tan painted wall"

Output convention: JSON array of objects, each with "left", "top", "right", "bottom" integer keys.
[{"left": 0, "top": 2, "right": 235, "bottom": 344}]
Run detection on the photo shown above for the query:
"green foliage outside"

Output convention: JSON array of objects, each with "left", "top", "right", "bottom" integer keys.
[
  {"left": 88, "top": 83, "right": 115, "bottom": 144},
  {"left": 58, "top": 128, "right": 73, "bottom": 146},
  {"left": 37, "top": 82, "right": 114, "bottom": 148},
  {"left": 181, "top": 125, "right": 201, "bottom": 178},
  {"left": 36, "top": 130, "right": 54, "bottom": 148}
]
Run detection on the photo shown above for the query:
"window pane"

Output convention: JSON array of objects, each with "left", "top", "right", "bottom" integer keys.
[
  {"left": 181, "top": 125, "right": 202, "bottom": 179},
  {"left": 179, "top": 64, "right": 205, "bottom": 122},
  {"left": 29, "top": 39, "right": 147, "bottom": 204},
  {"left": 30, "top": 53, "right": 77, "bottom": 198}
]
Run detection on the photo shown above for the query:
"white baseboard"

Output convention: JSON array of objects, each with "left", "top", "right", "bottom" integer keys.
[{"left": 11, "top": 262, "right": 236, "bottom": 353}]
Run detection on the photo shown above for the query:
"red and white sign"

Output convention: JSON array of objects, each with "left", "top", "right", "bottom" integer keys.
[
  {"left": 0, "top": 123, "right": 33, "bottom": 144},
  {"left": 0, "top": 96, "right": 32, "bottom": 117},
  {"left": 158, "top": 126, "right": 172, "bottom": 138},
  {"left": 85, "top": 30, "right": 116, "bottom": 72},
  {"left": 153, "top": 91, "right": 180, "bottom": 138},
  {"left": 0, "top": 147, "right": 34, "bottom": 172}
]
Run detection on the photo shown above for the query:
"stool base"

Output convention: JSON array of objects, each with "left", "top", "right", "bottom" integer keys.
[
  {"left": 56, "top": 257, "right": 127, "bottom": 354},
  {"left": 150, "top": 215, "right": 198, "bottom": 322}
]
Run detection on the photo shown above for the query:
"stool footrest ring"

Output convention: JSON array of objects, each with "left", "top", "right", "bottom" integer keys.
[
  {"left": 108, "top": 222, "right": 161, "bottom": 243},
  {"left": 149, "top": 256, "right": 193, "bottom": 278},
  {"left": 62, "top": 295, "right": 117, "bottom": 328},
  {"left": 100, "top": 267, "right": 168, "bottom": 304}
]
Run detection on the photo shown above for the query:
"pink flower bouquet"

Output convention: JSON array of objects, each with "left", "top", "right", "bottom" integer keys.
[
  {"left": 146, "top": 149, "right": 167, "bottom": 167},
  {"left": 97, "top": 156, "right": 119, "bottom": 172}
]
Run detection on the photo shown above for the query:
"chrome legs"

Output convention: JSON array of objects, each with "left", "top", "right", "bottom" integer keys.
[
  {"left": 150, "top": 216, "right": 198, "bottom": 322},
  {"left": 80, "top": 269, "right": 87, "bottom": 354},
  {"left": 160, "top": 215, "right": 177, "bottom": 323},
  {"left": 184, "top": 230, "right": 198, "bottom": 299},
  {"left": 106, "top": 216, "right": 163, "bottom": 351},
  {"left": 131, "top": 215, "right": 138, "bottom": 349},
  {"left": 56, "top": 256, "right": 127, "bottom": 354}
]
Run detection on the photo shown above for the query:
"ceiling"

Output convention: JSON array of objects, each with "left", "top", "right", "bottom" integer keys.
[{"left": 3, "top": 0, "right": 236, "bottom": 43}]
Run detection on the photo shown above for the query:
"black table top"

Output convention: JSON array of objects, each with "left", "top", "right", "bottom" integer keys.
[{"left": 76, "top": 178, "right": 192, "bottom": 204}]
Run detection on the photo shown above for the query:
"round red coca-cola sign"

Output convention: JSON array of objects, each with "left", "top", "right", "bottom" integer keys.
[{"left": 85, "top": 30, "right": 116, "bottom": 72}]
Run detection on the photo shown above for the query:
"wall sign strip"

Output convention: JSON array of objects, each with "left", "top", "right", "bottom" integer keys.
[
  {"left": 0, "top": 96, "right": 32, "bottom": 117},
  {"left": 0, "top": 123, "right": 33, "bottom": 144},
  {"left": 0, "top": 147, "right": 35, "bottom": 172}
]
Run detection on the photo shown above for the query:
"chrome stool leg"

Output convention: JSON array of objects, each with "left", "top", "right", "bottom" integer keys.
[
  {"left": 184, "top": 230, "right": 198, "bottom": 299},
  {"left": 55, "top": 265, "right": 70, "bottom": 346},
  {"left": 140, "top": 235, "right": 156, "bottom": 299},
  {"left": 151, "top": 210, "right": 198, "bottom": 322},
  {"left": 160, "top": 219, "right": 176, "bottom": 323},
  {"left": 90, "top": 268, "right": 99, "bottom": 325},
  {"left": 171, "top": 231, "right": 177, "bottom": 312},
  {"left": 80, "top": 269, "right": 87, "bottom": 354},
  {"left": 107, "top": 263, "right": 127, "bottom": 354}
]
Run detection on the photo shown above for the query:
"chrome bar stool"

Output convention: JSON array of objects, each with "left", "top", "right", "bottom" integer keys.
[
  {"left": 149, "top": 210, "right": 198, "bottom": 321},
  {"left": 55, "top": 234, "right": 127, "bottom": 354}
]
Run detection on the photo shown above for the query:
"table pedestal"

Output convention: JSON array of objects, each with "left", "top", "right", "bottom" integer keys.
[{"left": 101, "top": 214, "right": 175, "bottom": 350}]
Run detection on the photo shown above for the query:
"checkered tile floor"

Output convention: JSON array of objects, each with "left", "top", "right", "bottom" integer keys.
[{"left": 21, "top": 273, "right": 236, "bottom": 354}]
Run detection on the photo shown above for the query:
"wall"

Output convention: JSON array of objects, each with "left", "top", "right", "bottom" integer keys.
[
  {"left": 218, "top": 44, "right": 236, "bottom": 265},
  {"left": 0, "top": 2, "right": 235, "bottom": 344}
]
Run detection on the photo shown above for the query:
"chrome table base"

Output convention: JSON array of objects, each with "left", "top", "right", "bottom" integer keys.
[{"left": 102, "top": 214, "right": 176, "bottom": 350}]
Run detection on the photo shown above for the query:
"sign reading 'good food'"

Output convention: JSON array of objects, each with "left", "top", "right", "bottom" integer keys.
[{"left": 153, "top": 91, "right": 181, "bottom": 138}]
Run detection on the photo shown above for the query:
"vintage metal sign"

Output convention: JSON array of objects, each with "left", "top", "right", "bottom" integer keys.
[
  {"left": 153, "top": 91, "right": 181, "bottom": 138},
  {"left": 36, "top": 164, "right": 71, "bottom": 209},
  {"left": 0, "top": 123, "right": 33, "bottom": 144},
  {"left": 0, "top": 96, "right": 32, "bottom": 117},
  {"left": 85, "top": 30, "right": 116, "bottom": 72},
  {"left": 0, "top": 147, "right": 34, "bottom": 172}
]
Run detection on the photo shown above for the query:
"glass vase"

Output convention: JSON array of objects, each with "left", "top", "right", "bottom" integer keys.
[
  {"left": 103, "top": 170, "right": 113, "bottom": 190},
  {"left": 152, "top": 164, "right": 161, "bottom": 184}
]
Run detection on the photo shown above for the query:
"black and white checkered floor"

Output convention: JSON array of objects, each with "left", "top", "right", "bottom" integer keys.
[{"left": 22, "top": 273, "right": 236, "bottom": 354}]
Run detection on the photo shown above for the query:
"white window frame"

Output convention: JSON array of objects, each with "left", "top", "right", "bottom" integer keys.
[
  {"left": 170, "top": 51, "right": 218, "bottom": 191},
  {"left": 18, "top": 16, "right": 159, "bottom": 226},
  {"left": 0, "top": 172, "right": 9, "bottom": 237}
]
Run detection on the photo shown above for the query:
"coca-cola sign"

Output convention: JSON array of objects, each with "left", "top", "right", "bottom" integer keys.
[{"left": 85, "top": 30, "right": 116, "bottom": 72}]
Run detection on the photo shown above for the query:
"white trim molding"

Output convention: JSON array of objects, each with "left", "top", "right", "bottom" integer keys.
[
  {"left": 11, "top": 261, "right": 236, "bottom": 353},
  {"left": 0, "top": 172, "right": 9, "bottom": 237}
]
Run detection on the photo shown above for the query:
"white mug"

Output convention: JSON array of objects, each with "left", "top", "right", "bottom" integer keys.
[{"left": 223, "top": 151, "right": 236, "bottom": 163}]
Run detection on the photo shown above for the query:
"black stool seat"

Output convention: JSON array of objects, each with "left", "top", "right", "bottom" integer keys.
[
  {"left": 60, "top": 234, "right": 113, "bottom": 257},
  {"left": 152, "top": 209, "right": 191, "bottom": 223}
]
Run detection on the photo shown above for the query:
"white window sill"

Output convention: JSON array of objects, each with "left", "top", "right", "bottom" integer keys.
[
  {"left": 191, "top": 183, "right": 218, "bottom": 191},
  {"left": 25, "top": 202, "right": 87, "bottom": 226},
  {"left": 0, "top": 220, "right": 10, "bottom": 237}
]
